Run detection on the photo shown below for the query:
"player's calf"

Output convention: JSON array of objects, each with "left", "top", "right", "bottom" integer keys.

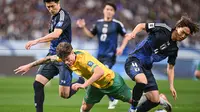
[
  {"left": 33, "top": 81, "right": 45, "bottom": 112},
  {"left": 80, "top": 101, "right": 93, "bottom": 112}
]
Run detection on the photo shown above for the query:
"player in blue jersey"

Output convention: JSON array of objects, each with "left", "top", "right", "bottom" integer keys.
[
  {"left": 122, "top": 16, "right": 199, "bottom": 112},
  {"left": 20, "top": 0, "right": 84, "bottom": 112},
  {"left": 76, "top": 2, "right": 130, "bottom": 109}
]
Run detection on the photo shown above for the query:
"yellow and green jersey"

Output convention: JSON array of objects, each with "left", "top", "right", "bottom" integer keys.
[{"left": 57, "top": 50, "right": 115, "bottom": 89}]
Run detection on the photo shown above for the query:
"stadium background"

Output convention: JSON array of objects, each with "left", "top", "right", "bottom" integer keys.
[{"left": 0, "top": 0, "right": 200, "bottom": 112}]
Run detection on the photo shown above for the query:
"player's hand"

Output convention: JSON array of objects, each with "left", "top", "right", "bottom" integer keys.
[
  {"left": 72, "top": 83, "right": 86, "bottom": 91},
  {"left": 14, "top": 64, "right": 31, "bottom": 75},
  {"left": 125, "top": 32, "right": 136, "bottom": 40},
  {"left": 25, "top": 40, "right": 39, "bottom": 50},
  {"left": 76, "top": 19, "right": 86, "bottom": 28},
  {"left": 170, "top": 86, "right": 177, "bottom": 100},
  {"left": 116, "top": 48, "right": 123, "bottom": 55}
]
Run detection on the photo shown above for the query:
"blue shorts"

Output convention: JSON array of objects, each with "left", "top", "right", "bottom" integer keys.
[
  {"left": 124, "top": 57, "right": 158, "bottom": 92},
  {"left": 37, "top": 57, "right": 72, "bottom": 86},
  {"left": 97, "top": 55, "right": 116, "bottom": 69}
]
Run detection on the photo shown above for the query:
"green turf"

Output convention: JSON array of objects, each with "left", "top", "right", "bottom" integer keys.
[{"left": 0, "top": 76, "right": 200, "bottom": 112}]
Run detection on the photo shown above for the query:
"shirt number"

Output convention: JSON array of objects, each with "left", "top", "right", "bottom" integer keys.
[
  {"left": 132, "top": 62, "right": 140, "bottom": 72},
  {"left": 100, "top": 34, "right": 107, "bottom": 41}
]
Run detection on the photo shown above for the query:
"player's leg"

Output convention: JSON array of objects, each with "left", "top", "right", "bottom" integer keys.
[
  {"left": 34, "top": 63, "right": 58, "bottom": 112},
  {"left": 56, "top": 62, "right": 85, "bottom": 98},
  {"left": 80, "top": 85, "right": 104, "bottom": 112},
  {"left": 136, "top": 71, "right": 160, "bottom": 112},
  {"left": 98, "top": 56, "right": 119, "bottom": 109},
  {"left": 194, "top": 63, "right": 200, "bottom": 79},
  {"left": 107, "top": 72, "right": 132, "bottom": 104},
  {"left": 138, "top": 93, "right": 172, "bottom": 112},
  {"left": 124, "top": 57, "right": 147, "bottom": 111},
  {"left": 159, "top": 93, "right": 172, "bottom": 112}
]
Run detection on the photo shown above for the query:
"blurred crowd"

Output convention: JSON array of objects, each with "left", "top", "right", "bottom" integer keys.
[{"left": 0, "top": 0, "right": 200, "bottom": 49}]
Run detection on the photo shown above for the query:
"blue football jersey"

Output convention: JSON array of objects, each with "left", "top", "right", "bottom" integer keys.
[
  {"left": 90, "top": 19, "right": 126, "bottom": 58},
  {"left": 49, "top": 8, "right": 72, "bottom": 55},
  {"left": 130, "top": 23, "right": 178, "bottom": 68}
]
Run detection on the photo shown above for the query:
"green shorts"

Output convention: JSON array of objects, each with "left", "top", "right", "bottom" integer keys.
[{"left": 84, "top": 73, "right": 131, "bottom": 104}]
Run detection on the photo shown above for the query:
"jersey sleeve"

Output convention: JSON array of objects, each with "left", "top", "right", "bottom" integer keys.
[
  {"left": 146, "top": 23, "right": 171, "bottom": 33},
  {"left": 56, "top": 55, "right": 63, "bottom": 62},
  {"left": 145, "top": 23, "right": 156, "bottom": 32},
  {"left": 167, "top": 50, "right": 178, "bottom": 65},
  {"left": 55, "top": 11, "right": 71, "bottom": 30},
  {"left": 117, "top": 22, "right": 126, "bottom": 36},
  {"left": 90, "top": 23, "right": 98, "bottom": 36}
]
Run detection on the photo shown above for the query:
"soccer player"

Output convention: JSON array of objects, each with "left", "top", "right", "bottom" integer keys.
[
  {"left": 194, "top": 62, "right": 200, "bottom": 79},
  {"left": 123, "top": 16, "right": 199, "bottom": 112},
  {"left": 76, "top": 2, "right": 130, "bottom": 109},
  {"left": 14, "top": 42, "right": 133, "bottom": 112},
  {"left": 19, "top": 0, "right": 84, "bottom": 112}
]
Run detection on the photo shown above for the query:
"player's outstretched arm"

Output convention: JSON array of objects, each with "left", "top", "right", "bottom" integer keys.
[
  {"left": 116, "top": 23, "right": 146, "bottom": 55},
  {"left": 25, "top": 29, "right": 63, "bottom": 50},
  {"left": 14, "top": 55, "right": 57, "bottom": 75},
  {"left": 116, "top": 35, "right": 132, "bottom": 55},
  {"left": 167, "top": 64, "right": 177, "bottom": 100},
  {"left": 72, "top": 66, "right": 104, "bottom": 90},
  {"left": 76, "top": 19, "right": 95, "bottom": 38},
  {"left": 127, "top": 23, "right": 146, "bottom": 38}
]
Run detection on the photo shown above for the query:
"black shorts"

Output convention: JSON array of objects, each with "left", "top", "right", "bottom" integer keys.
[
  {"left": 97, "top": 55, "right": 116, "bottom": 69},
  {"left": 37, "top": 61, "right": 72, "bottom": 86},
  {"left": 124, "top": 57, "right": 158, "bottom": 92}
]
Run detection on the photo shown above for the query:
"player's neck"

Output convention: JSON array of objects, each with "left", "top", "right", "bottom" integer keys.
[
  {"left": 104, "top": 17, "right": 112, "bottom": 21},
  {"left": 52, "top": 8, "right": 61, "bottom": 16}
]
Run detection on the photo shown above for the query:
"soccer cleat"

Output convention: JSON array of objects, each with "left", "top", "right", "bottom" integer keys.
[
  {"left": 108, "top": 99, "right": 119, "bottom": 109},
  {"left": 128, "top": 106, "right": 137, "bottom": 112},
  {"left": 159, "top": 94, "right": 172, "bottom": 112}
]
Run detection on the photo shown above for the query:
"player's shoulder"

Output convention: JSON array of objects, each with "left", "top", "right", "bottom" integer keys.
[
  {"left": 151, "top": 23, "right": 172, "bottom": 32},
  {"left": 59, "top": 8, "right": 70, "bottom": 20},
  {"left": 96, "top": 19, "right": 104, "bottom": 23},
  {"left": 112, "top": 19, "right": 124, "bottom": 27},
  {"left": 74, "top": 50, "right": 90, "bottom": 55}
]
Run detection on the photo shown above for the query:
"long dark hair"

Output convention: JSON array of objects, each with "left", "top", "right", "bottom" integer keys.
[{"left": 175, "top": 16, "right": 199, "bottom": 34}]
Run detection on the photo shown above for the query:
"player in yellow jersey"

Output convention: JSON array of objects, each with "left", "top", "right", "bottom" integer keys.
[{"left": 14, "top": 42, "right": 132, "bottom": 112}]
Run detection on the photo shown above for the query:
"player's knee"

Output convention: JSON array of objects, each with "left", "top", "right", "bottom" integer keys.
[
  {"left": 81, "top": 105, "right": 90, "bottom": 112},
  {"left": 134, "top": 73, "right": 147, "bottom": 84},
  {"left": 149, "top": 95, "right": 160, "bottom": 103},
  {"left": 81, "top": 102, "right": 91, "bottom": 112},
  {"left": 33, "top": 81, "right": 44, "bottom": 90},
  {"left": 195, "top": 71, "right": 200, "bottom": 79},
  {"left": 59, "top": 86, "right": 71, "bottom": 99},
  {"left": 59, "top": 91, "right": 69, "bottom": 99}
]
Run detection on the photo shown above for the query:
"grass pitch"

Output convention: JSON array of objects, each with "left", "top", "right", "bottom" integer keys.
[{"left": 0, "top": 76, "right": 200, "bottom": 112}]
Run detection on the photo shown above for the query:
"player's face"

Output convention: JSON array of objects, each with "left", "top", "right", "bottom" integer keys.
[
  {"left": 63, "top": 51, "right": 76, "bottom": 67},
  {"left": 172, "top": 27, "right": 190, "bottom": 41},
  {"left": 103, "top": 5, "right": 115, "bottom": 19},
  {"left": 45, "top": 2, "right": 60, "bottom": 15}
]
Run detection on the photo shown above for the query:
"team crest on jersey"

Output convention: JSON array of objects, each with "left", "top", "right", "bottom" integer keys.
[
  {"left": 87, "top": 61, "right": 94, "bottom": 67},
  {"left": 56, "top": 21, "right": 63, "bottom": 27}
]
